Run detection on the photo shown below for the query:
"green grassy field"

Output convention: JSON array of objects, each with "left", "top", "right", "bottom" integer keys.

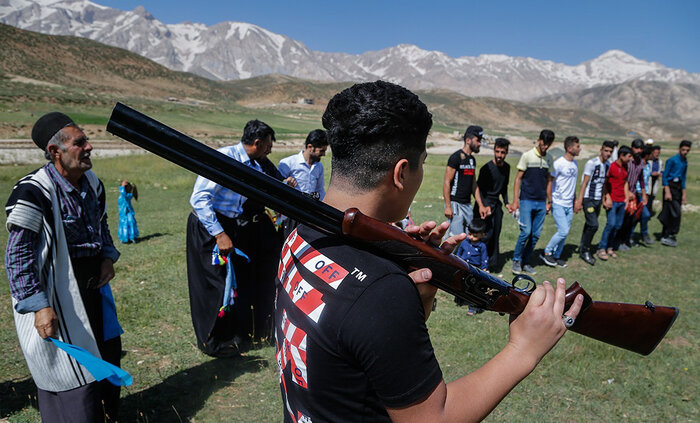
[{"left": 0, "top": 147, "right": 697, "bottom": 422}]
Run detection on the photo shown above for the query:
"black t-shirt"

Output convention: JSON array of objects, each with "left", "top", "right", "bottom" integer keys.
[
  {"left": 275, "top": 225, "right": 443, "bottom": 422},
  {"left": 477, "top": 160, "right": 510, "bottom": 207},
  {"left": 447, "top": 150, "right": 476, "bottom": 203}
]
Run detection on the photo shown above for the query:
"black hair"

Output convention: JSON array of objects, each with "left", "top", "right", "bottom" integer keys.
[
  {"left": 539, "top": 129, "right": 555, "bottom": 144},
  {"left": 241, "top": 119, "right": 275, "bottom": 145},
  {"left": 642, "top": 145, "right": 653, "bottom": 158},
  {"left": 322, "top": 81, "right": 432, "bottom": 190},
  {"left": 468, "top": 219, "right": 486, "bottom": 234},
  {"left": 305, "top": 129, "right": 328, "bottom": 148},
  {"left": 618, "top": 145, "right": 633, "bottom": 157},
  {"left": 631, "top": 138, "right": 644, "bottom": 149},
  {"left": 494, "top": 137, "right": 510, "bottom": 150},
  {"left": 652, "top": 145, "right": 661, "bottom": 151},
  {"left": 564, "top": 136, "right": 579, "bottom": 151},
  {"left": 680, "top": 140, "right": 692, "bottom": 149},
  {"left": 602, "top": 140, "right": 616, "bottom": 149},
  {"left": 612, "top": 140, "right": 619, "bottom": 147}
]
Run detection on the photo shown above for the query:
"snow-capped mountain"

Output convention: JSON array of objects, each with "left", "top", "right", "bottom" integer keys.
[{"left": 2, "top": 0, "right": 699, "bottom": 100}]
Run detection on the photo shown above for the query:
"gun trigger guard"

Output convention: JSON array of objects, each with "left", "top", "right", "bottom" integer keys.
[{"left": 511, "top": 274, "right": 536, "bottom": 294}]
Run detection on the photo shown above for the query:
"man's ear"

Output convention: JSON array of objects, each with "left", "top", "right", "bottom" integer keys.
[
  {"left": 47, "top": 145, "right": 60, "bottom": 159},
  {"left": 392, "top": 159, "right": 410, "bottom": 191}
]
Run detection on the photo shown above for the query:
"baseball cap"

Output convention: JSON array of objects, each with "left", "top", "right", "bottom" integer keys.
[{"left": 464, "top": 125, "right": 484, "bottom": 140}]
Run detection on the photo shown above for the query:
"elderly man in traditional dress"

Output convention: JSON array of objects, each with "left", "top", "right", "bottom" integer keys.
[{"left": 5, "top": 112, "right": 122, "bottom": 422}]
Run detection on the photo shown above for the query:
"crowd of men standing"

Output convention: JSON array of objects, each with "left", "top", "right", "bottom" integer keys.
[
  {"left": 3, "top": 104, "right": 692, "bottom": 422},
  {"left": 443, "top": 126, "right": 692, "bottom": 278}
]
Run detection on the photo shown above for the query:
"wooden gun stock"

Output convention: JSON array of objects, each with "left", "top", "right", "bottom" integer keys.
[
  {"left": 342, "top": 208, "right": 679, "bottom": 356},
  {"left": 106, "top": 102, "right": 679, "bottom": 356},
  {"left": 569, "top": 301, "right": 678, "bottom": 355}
]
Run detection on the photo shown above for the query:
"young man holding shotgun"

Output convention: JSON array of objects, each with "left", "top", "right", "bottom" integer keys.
[{"left": 274, "top": 81, "right": 583, "bottom": 422}]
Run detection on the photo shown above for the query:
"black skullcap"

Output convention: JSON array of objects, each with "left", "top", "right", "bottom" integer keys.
[
  {"left": 464, "top": 125, "right": 484, "bottom": 140},
  {"left": 631, "top": 138, "right": 644, "bottom": 149},
  {"left": 31, "top": 112, "right": 75, "bottom": 151}
]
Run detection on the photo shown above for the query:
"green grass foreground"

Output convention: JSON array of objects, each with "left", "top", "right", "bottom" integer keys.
[{"left": 0, "top": 149, "right": 698, "bottom": 422}]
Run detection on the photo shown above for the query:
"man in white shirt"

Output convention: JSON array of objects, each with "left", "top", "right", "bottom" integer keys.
[
  {"left": 278, "top": 129, "right": 328, "bottom": 237},
  {"left": 541, "top": 136, "right": 581, "bottom": 267}
]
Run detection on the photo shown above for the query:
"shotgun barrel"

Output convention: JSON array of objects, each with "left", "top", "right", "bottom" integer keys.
[{"left": 106, "top": 102, "right": 679, "bottom": 355}]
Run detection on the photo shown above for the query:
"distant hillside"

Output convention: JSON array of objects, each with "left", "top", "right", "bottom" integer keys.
[
  {"left": 0, "top": 23, "right": 232, "bottom": 101},
  {"left": 0, "top": 23, "right": 673, "bottom": 142},
  {"left": 4, "top": 0, "right": 699, "bottom": 101},
  {"left": 225, "top": 74, "right": 352, "bottom": 107},
  {"left": 418, "top": 90, "right": 627, "bottom": 138},
  {"left": 534, "top": 80, "right": 700, "bottom": 138}
]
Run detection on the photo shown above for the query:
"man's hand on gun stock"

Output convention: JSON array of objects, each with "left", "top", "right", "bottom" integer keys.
[
  {"left": 404, "top": 220, "right": 466, "bottom": 320},
  {"left": 507, "top": 279, "right": 584, "bottom": 366}
]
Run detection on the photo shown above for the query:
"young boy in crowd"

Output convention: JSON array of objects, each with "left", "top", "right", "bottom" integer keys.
[{"left": 454, "top": 219, "right": 488, "bottom": 314}]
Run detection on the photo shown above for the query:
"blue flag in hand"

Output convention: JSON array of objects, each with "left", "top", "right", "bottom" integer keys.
[{"left": 46, "top": 338, "right": 133, "bottom": 386}]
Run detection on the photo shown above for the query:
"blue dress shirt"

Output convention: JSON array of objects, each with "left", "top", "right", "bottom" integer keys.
[
  {"left": 190, "top": 143, "right": 262, "bottom": 236},
  {"left": 278, "top": 151, "right": 325, "bottom": 199},
  {"left": 662, "top": 153, "right": 688, "bottom": 189}
]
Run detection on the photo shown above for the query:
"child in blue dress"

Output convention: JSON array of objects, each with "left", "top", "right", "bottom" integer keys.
[
  {"left": 453, "top": 219, "right": 488, "bottom": 315},
  {"left": 118, "top": 180, "right": 139, "bottom": 243}
]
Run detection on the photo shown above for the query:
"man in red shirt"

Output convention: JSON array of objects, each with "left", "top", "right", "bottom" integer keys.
[{"left": 597, "top": 146, "right": 632, "bottom": 259}]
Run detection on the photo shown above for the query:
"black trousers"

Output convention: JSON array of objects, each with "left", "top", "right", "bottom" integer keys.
[
  {"left": 478, "top": 200, "right": 504, "bottom": 271},
  {"left": 658, "top": 181, "right": 682, "bottom": 236},
  {"left": 36, "top": 256, "right": 123, "bottom": 423},
  {"left": 579, "top": 199, "right": 602, "bottom": 253},
  {"left": 186, "top": 211, "right": 280, "bottom": 356}
]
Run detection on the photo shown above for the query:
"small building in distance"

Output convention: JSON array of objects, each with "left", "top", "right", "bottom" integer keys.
[{"left": 297, "top": 98, "right": 314, "bottom": 105}]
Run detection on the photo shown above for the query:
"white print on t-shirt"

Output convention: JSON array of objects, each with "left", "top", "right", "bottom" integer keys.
[
  {"left": 279, "top": 229, "right": 350, "bottom": 323},
  {"left": 551, "top": 157, "right": 579, "bottom": 207},
  {"left": 278, "top": 309, "right": 308, "bottom": 389}
]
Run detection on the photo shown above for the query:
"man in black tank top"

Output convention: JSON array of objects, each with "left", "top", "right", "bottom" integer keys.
[{"left": 274, "top": 81, "right": 583, "bottom": 422}]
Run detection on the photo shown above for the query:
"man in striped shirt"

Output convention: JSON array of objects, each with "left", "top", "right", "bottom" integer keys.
[
  {"left": 575, "top": 140, "right": 614, "bottom": 265},
  {"left": 5, "top": 112, "right": 121, "bottom": 422}
]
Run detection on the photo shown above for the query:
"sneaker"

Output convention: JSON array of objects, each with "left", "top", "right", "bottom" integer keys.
[
  {"left": 661, "top": 237, "right": 677, "bottom": 247},
  {"left": 512, "top": 262, "right": 523, "bottom": 274},
  {"left": 522, "top": 264, "right": 537, "bottom": 275},
  {"left": 580, "top": 251, "right": 596, "bottom": 266},
  {"left": 642, "top": 234, "right": 654, "bottom": 244},
  {"left": 556, "top": 259, "right": 568, "bottom": 268},
  {"left": 540, "top": 253, "right": 557, "bottom": 267},
  {"left": 617, "top": 244, "right": 631, "bottom": 251},
  {"left": 629, "top": 240, "right": 639, "bottom": 247}
]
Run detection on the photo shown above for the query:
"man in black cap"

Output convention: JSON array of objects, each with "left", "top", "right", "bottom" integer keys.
[
  {"left": 5, "top": 112, "right": 122, "bottom": 422},
  {"left": 443, "top": 125, "right": 487, "bottom": 239}
]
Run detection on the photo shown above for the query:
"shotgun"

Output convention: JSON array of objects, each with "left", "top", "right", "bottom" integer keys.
[{"left": 106, "top": 102, "right": 678, "bottom": 355}]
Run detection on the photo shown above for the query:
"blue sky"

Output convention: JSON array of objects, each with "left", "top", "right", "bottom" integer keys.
[{"left": 100, "top": 0, "right": 699, "bottom": 72}]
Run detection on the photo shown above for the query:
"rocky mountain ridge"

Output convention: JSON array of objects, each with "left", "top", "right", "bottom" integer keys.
[{"left": 2, "top": 0, "right": 699, "bottom": 101}]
